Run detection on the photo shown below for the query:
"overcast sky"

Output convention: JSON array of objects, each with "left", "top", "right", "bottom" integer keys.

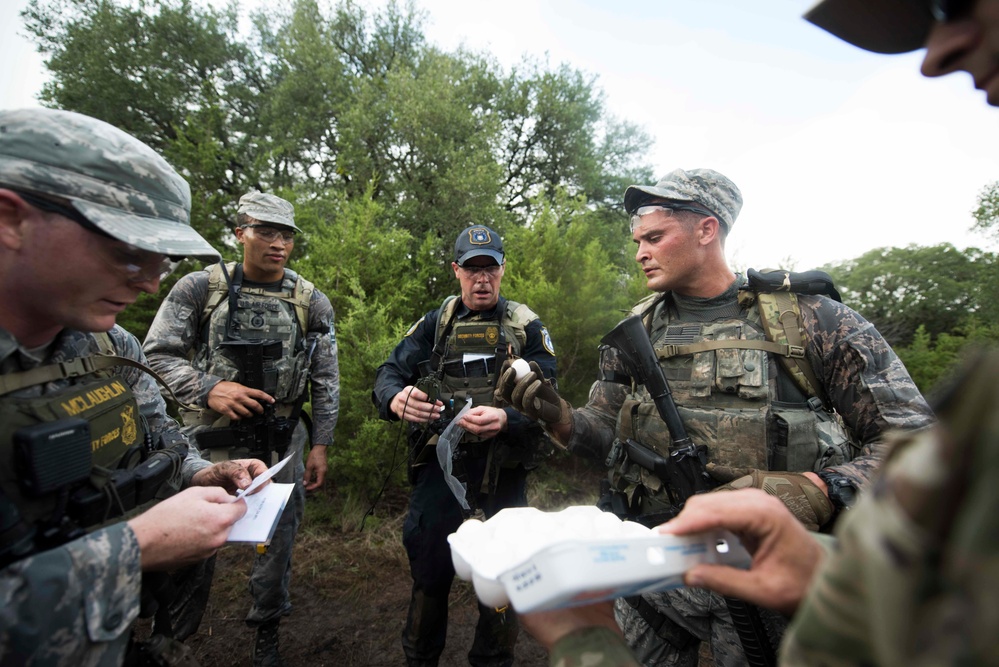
[{"left": 4, "top": 0, "right": 996, "bottom": 270}]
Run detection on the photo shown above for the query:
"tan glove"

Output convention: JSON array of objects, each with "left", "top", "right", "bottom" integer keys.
[
  {"left": 495, "top": 359, "right": 572, "bottom": 428},
  {"left": 707, "top": 464, "right": 834, "bottom": 531}
]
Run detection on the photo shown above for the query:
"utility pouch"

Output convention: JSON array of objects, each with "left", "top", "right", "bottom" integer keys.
[{"left": 14, "top": 418, "right": 92, "bottom": 497}]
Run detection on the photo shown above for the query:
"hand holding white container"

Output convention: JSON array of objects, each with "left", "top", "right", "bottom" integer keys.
[{"left": 448, "top": 505, "right": 750, "bottom": 613}]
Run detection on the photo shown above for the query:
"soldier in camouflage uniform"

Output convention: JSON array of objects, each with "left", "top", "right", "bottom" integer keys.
[
  {"left": 499, "top": 167, "right": 934, "bottom": 666},
  {"left": 0, "top": 108, "right": 266, "bottom": 665},
  {"left": 519, "top": 1, "right": 999, "bottom": 665},
  {"left": 143, "top": 191, "right": 340, "bottom": 667}
]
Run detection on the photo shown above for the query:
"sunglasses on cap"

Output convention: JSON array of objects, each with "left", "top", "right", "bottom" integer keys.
[
  {"left": 16, "top": 190, "right": 179, "bottom": 284},
  {"left": 629, "top": 203, "right": 720, "bottom": 229},
  {"left": 241, "top": 223, "right": 297, "bottom": 244}
]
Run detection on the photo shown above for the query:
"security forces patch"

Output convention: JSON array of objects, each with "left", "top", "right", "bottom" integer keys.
[
  {"left": 469, "top": 228, "right": 491, "bottom": 245},
  {"left": 405, "top": 316, "right": 425, "bottom": 337},
  {"left": 542, "top": 327, "right": 555, "bottom": 355}
]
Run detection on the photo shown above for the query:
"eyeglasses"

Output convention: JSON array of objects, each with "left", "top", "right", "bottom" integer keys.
[
  {"left": 931, "top": 0, "right": 974, "bottom": 22},
  {"left": 242, "top": 224, "right": 296, "bottom": 244},
  {"left": 17, "top": 190, "right": 178, "bottom": 284},
  {"left": 459, "top": 264, "right": 503, "bottom": 277},
  {"left": 630, "top": 203, "right": 719, "bottom": 229}
]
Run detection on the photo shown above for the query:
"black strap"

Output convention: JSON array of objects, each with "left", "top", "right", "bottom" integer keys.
[
  {"left": 219, "top": 260, "right": 243, "bottom": 342},
  {"left": 428, "top": 298, "right": 461, "bottom": 374},
  {"left": 624, "top": 595, "right": 700, "bottom": 651}
]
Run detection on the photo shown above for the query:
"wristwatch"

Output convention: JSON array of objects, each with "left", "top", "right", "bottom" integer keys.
[{"left": 817, "top": 470, "right": 858, "bottom": 514}]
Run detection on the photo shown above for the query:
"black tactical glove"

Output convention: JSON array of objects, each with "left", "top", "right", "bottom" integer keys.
[
  {"left": 707, "top": 464, "right": 834, "bottom": 531},
  {"left": 495, "top": 359, "right": 572, "bottom": 428}
]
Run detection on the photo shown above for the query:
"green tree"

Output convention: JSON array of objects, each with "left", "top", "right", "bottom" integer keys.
[{"left": 822, "top": 243, "right": 996, "bottom": 347}]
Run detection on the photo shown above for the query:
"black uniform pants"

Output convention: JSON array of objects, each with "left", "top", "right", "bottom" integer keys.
[{"left": 401, "top": 451, "right": 527, "bottom": 667}]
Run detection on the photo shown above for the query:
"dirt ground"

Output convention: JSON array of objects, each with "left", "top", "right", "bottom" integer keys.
[{"left": 182, "top": 457, "right": 609, "bottom": 666}]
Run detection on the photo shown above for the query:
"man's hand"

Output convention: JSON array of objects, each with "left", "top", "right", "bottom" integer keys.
[
  {"left": 129, "top": 486, "right": 248, "bottom": 571},
  {"left": 707, "top": 464, "right": 834, "bottom": 531},
  {"left": 190, "top": 458, "right": 268, "bottom": 494},
  {"left": 390, "top": 385, "right": 444, "bottom": 424},
  {"left": 661, "top": 489, "right": 826, "bottom": 616},
  {"left": 304, "top": 445, "right": 328, "bottom": 491},
  {"left": 520, "top": 600, "right": 621, "bottom": 651},
  {"left": 495, "top": 359, "right": 571, "bottom": 439},
  {"left": 207, "top": 380, "right": 274, "bottom": 421},
  {"left": 458, "top": 406, "right": 507, "bottom": 439}
]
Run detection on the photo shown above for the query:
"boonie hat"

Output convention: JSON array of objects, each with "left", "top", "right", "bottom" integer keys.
[
  {"left": 454, "top": 226, "right": 504, "bottom": 266},
  {"left": 804, "top": 0, "right": 934, "bottom": 54},
  {"left": 237, "top": 191, "right": 301, "bottom": 232},
  {"left": 0, "top": 108, "right": 219, "bottom": 261},
  {"left": 624, "top": 168, "right": 743, "bottom": 230}
]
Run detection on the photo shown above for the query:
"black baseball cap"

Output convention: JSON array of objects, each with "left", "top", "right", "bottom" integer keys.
[{"left": 454, "top": 226, "right": 504, "bottom": 266}]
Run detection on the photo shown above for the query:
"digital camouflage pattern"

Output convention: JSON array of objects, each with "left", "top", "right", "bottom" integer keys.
[
  {"left": 143, "top": 267, "right": 340, "bottom": 447},
  {"left": 237, "top": 191, "right": 301, "bottom": 232},
  {"left": 143, "top": 264, "right": 339, "bottom": 628},
  {"left": 781, "top": 349, "right": 999, "bottom": 666},
  {"left": 623, "top": 168, "right": 744, "bottom": 229},
  {"left": 0, "top": 108, "right": 218, "bottom": 261},
  {"left": 564, "top": 277, "right": 934, "bottom": 667},
  {"left": 0, "top": 324, "right": 209, "bottom": 665}
]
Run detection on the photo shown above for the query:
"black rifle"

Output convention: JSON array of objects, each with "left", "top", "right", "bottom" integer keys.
[
  {"left": 196, "top": 340, "right": 295, "bottom": 461},
  {"left": 601, "top": 315, "right": 777, "bottom": 667}
]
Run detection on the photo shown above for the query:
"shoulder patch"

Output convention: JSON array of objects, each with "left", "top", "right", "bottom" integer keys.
[
  {"left": 405, "top": 316, "right": 426, "bottom": 338},
  {"left": 541, "top": 327, "right": 555, "bottom": 355}
]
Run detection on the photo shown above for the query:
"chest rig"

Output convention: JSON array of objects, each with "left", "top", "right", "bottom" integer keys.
[
  {"left": 0, "top": 334, "right": 187, "bottom": 568},
  {"left": 196, "top": 262, "right": 312, "bottom": 407},
  {"left": 611, "top": 281, "right": 856, "bottom": 509},
  {"left": 433, "top": 296, "right": 533, "bottom": 442}
]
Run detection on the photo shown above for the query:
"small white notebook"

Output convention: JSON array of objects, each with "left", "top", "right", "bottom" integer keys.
[{"left": 227, "top": 481, "right": 295, "bottom": 544}]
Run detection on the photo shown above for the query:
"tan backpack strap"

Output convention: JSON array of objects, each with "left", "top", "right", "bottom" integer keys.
[
  {"left": 288, "top": 275, "right": 314, "bottom": 336},
  {"left": 200, "top": 261, "right": 235, "bottom": 327},
  {"left": 757, "top": 291, "right": 828, "bottom": 405}
]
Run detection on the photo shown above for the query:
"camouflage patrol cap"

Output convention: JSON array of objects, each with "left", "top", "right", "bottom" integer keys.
[
  {"left": 805, "top": 0, "right": 933, "bottom": 55},
  {"left": 0, "top": 108, "right": 219, "bottom": 261},
  {"left": 624, "top": 168, "right": 743, "bottom": 230},
  {"left": 237, "top": 191, "right": 301, "bottom": 232}
]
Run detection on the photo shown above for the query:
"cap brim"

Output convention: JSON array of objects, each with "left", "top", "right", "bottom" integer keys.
[
  {"left": 457, "top": 249, "right": 504, "bottom": 266},
  {"left": 246, "top": 213, "right": 302, "bottom": 232},
  {"left": 623, "top": 185, "right": 696, "bottom": 215},
  {"left": 804, "top": 0, "right": 932, "bottom": 55},
  {"left": 74, "top": 199, "right": 221, "bottom": 261}
]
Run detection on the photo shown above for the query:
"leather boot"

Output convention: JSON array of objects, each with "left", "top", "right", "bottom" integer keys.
[{"left": 252, "top": 619, "right": 285, "bottom": 667}]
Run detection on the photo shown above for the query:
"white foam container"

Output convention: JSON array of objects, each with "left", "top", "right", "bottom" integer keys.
[{"left": 448, "top": 506, "right": 751, "bottom": 613}]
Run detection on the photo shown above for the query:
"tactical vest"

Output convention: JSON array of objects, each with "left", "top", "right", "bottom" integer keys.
[
  {"left": 434, "top": 296, "right": 537, "bottom": 443},
  {"left": 612, "top": 290, "right": 856, "bottom": 510},
  {"left": 0, "top": 333, "right": 184, "bottom": 565},
  {"left": 195, "top": 262, "right": 312, "bottom": 408}
]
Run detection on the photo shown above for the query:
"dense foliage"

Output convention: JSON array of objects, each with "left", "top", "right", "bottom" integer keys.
[
  {"left": 23, "top": 0, "right": 999, "bottom": 497},
  {"left": 24, "top": 0, "right": 652, "bottom": 496}
]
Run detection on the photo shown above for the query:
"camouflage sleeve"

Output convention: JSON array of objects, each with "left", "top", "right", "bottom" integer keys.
[
  {"left": 0, "top": 521, "right": 141, "bottom": 664},
  {"left": 109, "top": 326, "right": 209, "bottom": 484},
  {"left": 305, "top": 288, "right": 339, "bottom": 446},
  {"left": 142, "top": 271, "right": 222, "bottom": 407},
  {"left": 782, "top": 351, "right": 998, "bottom": 666},
  {"left": 800, "top": 296, "right": 935, "bottom": 489},
  {"left": 565, "top": 345, "right": 630, "bottom": 462},
  {"left": 548, "top": 626, "right": 641, "bottom": 667}
]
